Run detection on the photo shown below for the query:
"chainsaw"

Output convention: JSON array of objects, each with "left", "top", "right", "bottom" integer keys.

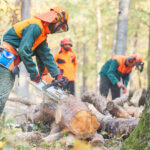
[{"left": 28, "top": 77, "right": 68, "bottom": 102}]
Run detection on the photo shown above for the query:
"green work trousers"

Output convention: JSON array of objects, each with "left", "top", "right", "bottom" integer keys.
[
  {"left": 0, "top": 66, "right": 15, "bottom": 115},
  {"left": 99, "top": 76, "right": 120, "bottom": 100}
]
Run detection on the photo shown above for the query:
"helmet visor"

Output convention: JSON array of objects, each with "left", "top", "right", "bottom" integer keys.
[{"left": 54, "top": 22, "right": 69, "bottom": 33}]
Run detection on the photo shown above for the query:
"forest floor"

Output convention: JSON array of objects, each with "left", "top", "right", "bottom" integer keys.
[{"left": 0, "top": 116, "right": 122, "bottom": 150}]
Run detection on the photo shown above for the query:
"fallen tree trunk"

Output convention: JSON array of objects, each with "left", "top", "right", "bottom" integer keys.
[{"left": 81, "top": 92, "right": 128, "bottom": 114}]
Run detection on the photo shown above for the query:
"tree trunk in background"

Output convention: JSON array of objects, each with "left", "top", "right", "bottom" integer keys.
[
  {"left": 82, "top": 26, "right": 87, "bottom": 94},
  {"left": 96, "top": 7, "right": 102, "bottom": 93},
  {"left": 114, "top": 0, "right": 130, "bottom": 55},
  {"left": 129, "top": 26, "right": 139, "bottom": 91},
  {"left": 21, "top": 0, "right": 31, "bottom": 20},
  {"left": 11, "top": 0, "right": 20, "bottom": 25},
  {"left": 16, "top": 0, "right": 31, "bottom": 97},
  {"left": 148, "top": 14, "right": 150, "bottom": 90}
]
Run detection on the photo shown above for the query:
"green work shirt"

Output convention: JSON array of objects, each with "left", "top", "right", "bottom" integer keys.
[
  {"left": 2, "top": 24, "right": 60, "bottom": 78},
  {"left": 99, "top": 59, "right": 130, "bottom": 87}
]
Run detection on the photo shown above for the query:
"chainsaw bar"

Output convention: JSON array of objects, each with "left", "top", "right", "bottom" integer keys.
[{"left": 28, "top": 79, "right": 68, "bottom": 102}]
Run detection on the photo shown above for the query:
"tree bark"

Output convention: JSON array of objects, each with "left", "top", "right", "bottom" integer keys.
[{"left": 114, "top": 0, "right": 130, "bottom": 55}]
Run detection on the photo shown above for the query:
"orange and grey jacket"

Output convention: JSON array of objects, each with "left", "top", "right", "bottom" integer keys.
[
  {"left": 54, "top": 47, "right": 77, "bottom": 81},
  {"left": 1, "top": 18, "right": 59, "bottom": 78},
  {"left": 100, "top": 55, "right": 133, "bottom": 87}
]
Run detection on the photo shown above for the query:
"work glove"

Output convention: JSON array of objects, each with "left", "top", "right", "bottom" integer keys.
[
  {"left": 55, "top": 74, "right": 68, "bottom": 86},
  {"left": 30, "top": 74, "right": 41, "bottom": 83}
]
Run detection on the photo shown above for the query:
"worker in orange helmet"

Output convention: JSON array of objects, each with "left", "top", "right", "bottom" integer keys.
[
  {"left": 54, "top": 38, "right": 77, "bottom": 95},
  {"left": 0, "top": 6, "right": 69, "bottom": 119},
  {"left": 99, "top": 54, "right": 144, "bottom": 99}
]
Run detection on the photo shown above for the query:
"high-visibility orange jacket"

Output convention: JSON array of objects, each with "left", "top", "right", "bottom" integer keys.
[{"left": 54, "top": 47, "right": 77, "bottom": 81}]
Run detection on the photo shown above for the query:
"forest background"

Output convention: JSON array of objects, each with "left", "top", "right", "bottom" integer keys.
[{"left": 0, "top": 0, "right": 150, "bottom": 97}]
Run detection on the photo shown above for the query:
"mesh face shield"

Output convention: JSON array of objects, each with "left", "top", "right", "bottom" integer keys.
[{"left": 48, "top": 11, "right": 69, "bottom": 34}]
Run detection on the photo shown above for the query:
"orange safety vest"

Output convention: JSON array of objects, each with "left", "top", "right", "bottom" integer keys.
[
  {"left": 112, "top": 55, "right": 133, "bottom": 74},
  {"left": 0, "top": 18, "right": 50, "bottom": 71},
  {"left": 54, "top": 47, "right": 77, "bottom": 81},
  {"left": 13, "top": 18, "right": 50, "bottom": 50}
]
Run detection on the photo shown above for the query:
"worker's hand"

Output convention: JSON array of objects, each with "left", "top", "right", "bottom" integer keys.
[
  {"left": 30, "top": 74, "right": 41, "bottom": 83},
  {"left": 117, "top": 82, "right": 125, "bottom": 89},
  {"left": 55, "top": 74, "right": 68, "bottom": 86},
  {"left": 123, "top": 88, "right": 127, "bottom": 94}
]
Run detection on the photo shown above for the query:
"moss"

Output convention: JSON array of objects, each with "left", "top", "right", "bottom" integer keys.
[{"left": 120, "top": 105, "right": 150, "bottom": 150}]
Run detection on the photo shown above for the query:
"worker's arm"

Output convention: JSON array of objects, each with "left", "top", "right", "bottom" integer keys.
[
  {"left": 18, "top": 24, "right": 42, "bottom": 78},
  {"left": 35, "top": 40, "right": 60, "bottom": 78},
  {"left": 106, "top": 60, "right": 120, "bottom": 85},
  {"left": 123, "top": 74, "right": 130, "bottom": 87}
]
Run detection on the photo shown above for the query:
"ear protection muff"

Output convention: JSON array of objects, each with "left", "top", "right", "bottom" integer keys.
[{"left": 128, "top": 57, "right": 136, "bottom": 63}]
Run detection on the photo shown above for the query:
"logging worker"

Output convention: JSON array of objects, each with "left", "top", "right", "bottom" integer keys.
[
  {"left": 54, "top": 38, "right": 77, "bottom": 95},
  {"left": 0, "top": 6, "right": 69, "bottom": 119},
  {"left": 99, "top": 54, "right": 143, "bottom": 100}
]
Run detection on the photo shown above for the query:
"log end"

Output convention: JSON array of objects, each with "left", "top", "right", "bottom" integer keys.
[{"left": 69, "top": 110, "right": 100, "bottom": 139}]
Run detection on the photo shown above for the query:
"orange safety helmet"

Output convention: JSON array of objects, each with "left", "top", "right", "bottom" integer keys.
[
  {"left": 128, "top": 54, "right": 144, "bottom": 72},
  {"left": 60, "top": 38, "right": 72, "bottom": 47},
  {"left": 35, "top": 6, "right": 69, "bottom": 32}
]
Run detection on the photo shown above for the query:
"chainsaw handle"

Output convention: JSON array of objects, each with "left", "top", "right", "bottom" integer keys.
[{"left": 42, "top": 77, "right": 65, "bottom": 90}]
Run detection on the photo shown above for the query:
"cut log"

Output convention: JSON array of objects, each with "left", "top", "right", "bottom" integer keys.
[
  {"left": 123, "top": 103, "right": 144, "bottom": 118},
  {"left": 130, "top": 88, "right": 147, "bottom": 107},
  {"left": 107, "top": 101, "right": 131, "bottom": 118},
  {"left": 55, "top": 96, "right": 100, "bottom": 139},
  {"left": 100, "top": 117, "right": 139, "bottom": 138},
  {"left": 90, "top": 132, "right": 105, "bottom": 147},
  {"left": 85, "top": 103, "right": 139, "bottom": 138},
  {"left": 81, "top": 92, "right": 108, "bottom": 114},
  {"left": 81, "top": 92, "right": 128, "bottom": 114}
]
